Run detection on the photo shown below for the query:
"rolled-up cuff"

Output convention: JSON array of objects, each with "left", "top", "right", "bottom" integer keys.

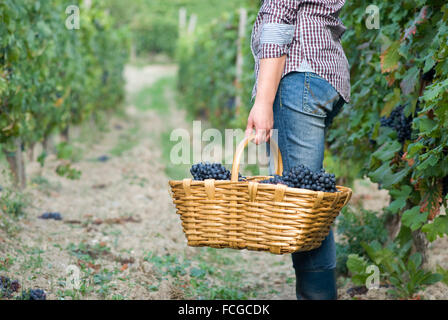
[
  {"left": 258, "top": 43, "right": 290, "bottom": 59},
  {"left": 260, "top": 23, "right": 295, "bottom": 45}
]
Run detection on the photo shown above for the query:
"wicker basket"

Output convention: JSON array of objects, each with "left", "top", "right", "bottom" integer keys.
[{"left": 168, "top": 135, "right": 352, "bottom": 254}]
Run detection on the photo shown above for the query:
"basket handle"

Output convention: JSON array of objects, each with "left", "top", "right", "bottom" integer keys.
[{"left": 231, "top": 134, "right": 283, "bottom": 182}]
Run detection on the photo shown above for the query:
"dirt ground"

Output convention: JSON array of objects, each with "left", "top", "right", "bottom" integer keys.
[{"left": 0, "top": 64, "right": 447, "bottom": 300}]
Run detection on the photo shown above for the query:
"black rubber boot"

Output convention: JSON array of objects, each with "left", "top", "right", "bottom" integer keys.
[{"left": 295, "top": 269, "right": 337, "bottom": 300}]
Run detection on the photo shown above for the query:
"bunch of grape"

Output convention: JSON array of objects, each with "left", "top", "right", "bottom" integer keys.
[
  {"left": 39, "top": 212, "right": 63, "bottom": 221},
  {"left": 190, "top": 162, "right": 231, "bottom": 180},
  {"left": 0, "top": 276, "right": 20, "bottom": 298},
  {"left": 443, "top": 176, "right": 448, "bottom": 198},
  {"left": 380, "top": 105, "right": 413, "bottom": 143},
  {"left": 190, "top": 162, "right": 246, "bottom": 181},
  {"left": 422, "top": 67, "right": 436, "bottom": 82},
  {"left": 259, "top": 174, "right": 285, "bottom": 186},
  {"left": 22, "top": 289, "right": 46, "bottom": 300},
  {"left": 260, "top": 164, "right": 337, "bottom": 192}
]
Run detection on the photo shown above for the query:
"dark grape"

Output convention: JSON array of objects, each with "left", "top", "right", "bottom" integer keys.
[
  {"left": 0, "top": 276, "right": 20, "bottom": 298},
  {"left": 190, "top": 162, "right": 246, "bottom": 181},
  {"left": 259, "top": 164, "right": 338, "bottom": 192},
  {"left": 442, "top": 176, "right": 448, "bottom": 198},
  {"left": 97, "top": 155, "right": 110, "bottom": 162},
  {"left": 379, "top": 105, "right": 413, "bottom": 143},
  {"left": 22, "top": 288, "right": 46, "bottom": 300},
  {"left": 422, "top": 67, "right": 436, "bottom": 82},
  {"left": 190, "top": 162, "right": 231, "bottom": 181},
  {"left": 39, "top": 212, "right": 63, "bottom": 221}
]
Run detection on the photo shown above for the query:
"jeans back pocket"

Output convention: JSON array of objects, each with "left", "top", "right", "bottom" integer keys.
[{"left": 303, "top": 73, "right": 340, "bottom": 118}]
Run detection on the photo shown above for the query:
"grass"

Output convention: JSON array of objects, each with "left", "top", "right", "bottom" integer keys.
[
  {"left": 437, "top": 265, "right": 448, "bottom": 286},
  {"left": 108, "top": 125, "right": 141, "bottom": 157},
  {"left": 67, "top": 242, "right": 111, "bottom": 265},
  {"left": 133, "top": 76, "right": 192, "bottom": 180},
  {"left": 93, "top": 269, "right": 115, "bottom": 298},
  {"left": 0, "top": 188, "right": 28, "bottom": 218},
  {"left": 30, "top": 175, "right": 51, "bottom": 187},
  {"left": 0, "top": 214, "right": 22, "bottom": 237},
  {"left": 0, "top": 255, "right": 15, "bottom": 271},
  {"left": 55, "top": 141, "right": 84, "bottom": 163},
  {"left": 22, "top": 251, "right": 44, "bottom": 271},
  {"left": 104, "top": 228, "right": 123, "bottom": 249},
  {"left": 0, "top": 187, "right": 28, "bottom": 236},
  {"left": 30, "top": 174, "right": 61, "bottom": 195},
  {"left": 143, "top": 248, "right": 257, "bottom": 299},
  {"left": 160, "top": 131, "right": 191, "bottom": 180},
  {"left": 129, "top": 53, "right": 173, "bottom": 67},
  {"left": 185, "top": 248, "right": 257, "bottom": 299},
  {"left": 134, "top": 77, "right": 174, "bottom": 113},
  {"left": 62, "top": 242, "right": 126, "bottom": 299},
  {"left": 122, "top": 172, "right": 148, "bottom": 187}
]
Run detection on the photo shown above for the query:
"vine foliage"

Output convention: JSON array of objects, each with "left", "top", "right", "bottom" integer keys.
[
  {"left": 332, "top": 0, "right": 448, "bottom": 244},
  {"left": 0, "top": 0, "right": 129, "bottom": 154}
]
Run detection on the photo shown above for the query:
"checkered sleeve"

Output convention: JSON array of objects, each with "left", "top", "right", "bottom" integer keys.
[{"left": 258, "top": 0, "right": 299, "bottom": 59}]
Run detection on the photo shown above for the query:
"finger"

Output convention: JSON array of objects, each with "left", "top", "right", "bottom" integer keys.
[
  {"left": 245, "top": 118, "right": 254, "bottom": 138},
  {"left": 266, "top": 129, "right": 274, "bottom": 142},
  {"left": 255, "top": 128, "right": 265, "bottom": 145},
  {"left": 261, "top": 128, "right": 269, "bottom": 144},
  {"left": 265, "top": 128, "right": 271, "bottom": 142},
  {"left": 254, "top": 129, "right": 259, "bottom": 145},
  {"left": 245, "top": 127, "right": 253, "bottom": 138}
]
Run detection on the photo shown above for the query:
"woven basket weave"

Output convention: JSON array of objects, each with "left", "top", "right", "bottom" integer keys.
[{"left": 168, "top": 135, "right": 352, "bottom": 254}]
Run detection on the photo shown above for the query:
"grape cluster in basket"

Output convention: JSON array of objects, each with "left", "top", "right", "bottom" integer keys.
[
  {"left": 190, "top": 162, "right": 245, "bottom": 181},
  {"left": 189, "top": 163, "right": 337, "bottom": 192},
  {"left": 260, "top": 164, "right": 338, "bottom": 192}
]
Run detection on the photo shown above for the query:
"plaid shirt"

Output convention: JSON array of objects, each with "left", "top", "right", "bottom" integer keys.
[{"left": 251, "top": 0, "right": 350, "bottom": 102}]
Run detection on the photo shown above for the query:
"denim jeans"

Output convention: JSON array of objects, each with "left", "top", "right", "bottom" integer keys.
[{"left": 270, "top": 71, "right": 344, "bottom": 299}]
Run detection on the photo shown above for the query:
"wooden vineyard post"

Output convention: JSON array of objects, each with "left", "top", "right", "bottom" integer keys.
[
  {"left": 235, "top": 8, "right": 247, "bottom": 116},
  {"left": 179, "top": 7, "right": 187, "bottom": 37},
  {"left": 187, "top": 14, "right": 197, "bottom": 36},
  {"left": 179, "top": 7, "right": 197, "bottom": 38},
  {"left": 130, "top": 43, "right": 137, "bottom": 63}
]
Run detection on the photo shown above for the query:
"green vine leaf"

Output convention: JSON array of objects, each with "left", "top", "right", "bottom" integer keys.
[
  {"left": 369, "top": 163, "right": 411, "bottom": 189},
  {"left": 372, "top": 140, "right": 402, "bottom": 162},
  {"left": 400, "top": 67, "right": 419, "bottom": 95},
  {"left": 402, "top": 206, "right": 429, "bottom": 231},
  {"left": 388, "top": 185, "right": 413, "bottom": 213},
  {"left": 422, "top": 216, "right": 448, "bottom": 242}
]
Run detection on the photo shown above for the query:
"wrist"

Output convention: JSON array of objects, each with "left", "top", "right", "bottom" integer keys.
[{"left": 253, "top": 98, "right": 274, "bottom": 110}]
